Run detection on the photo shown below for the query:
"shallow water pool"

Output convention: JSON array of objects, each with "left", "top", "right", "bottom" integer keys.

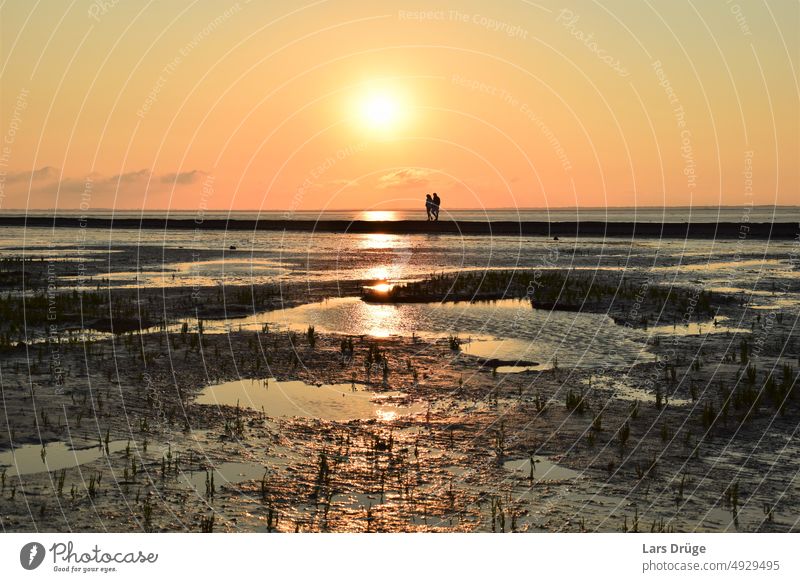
[
  {"left": 196, "top": 377, "right": 423, "bottom": 421},
  {"left": 0, "top": 439, "right": 129, "bottom": 477}
]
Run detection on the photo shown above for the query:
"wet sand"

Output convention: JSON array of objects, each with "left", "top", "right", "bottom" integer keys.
[{"left": 1, "top": 256, "right": 797, "bottom": 532}]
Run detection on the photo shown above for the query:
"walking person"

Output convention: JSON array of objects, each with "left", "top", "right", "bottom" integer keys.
[
  {"left": 425, "top": 194, "right": 434, "bottom": 221},
  {"left": 432, "top": 192, "right": 441, "bottom": 221}
]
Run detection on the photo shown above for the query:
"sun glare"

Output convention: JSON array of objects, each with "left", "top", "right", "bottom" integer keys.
[
  {"left": 359, "top": 91, "right": 403, "bottom": 130},
  {"left": 359, "top": 210, "right": 397, "bottom": 222},
  {"left": 369, "top": 282, "right": 393, "bottom": 293}
]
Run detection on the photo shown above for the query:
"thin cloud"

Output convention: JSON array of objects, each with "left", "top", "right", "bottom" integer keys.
[
  {"left": 2, "top": 167, "right": 209, "bottom": 209},
  {"left": 377, "top": 168, "right": 434, "bottom": 189},
  {"left": 110, "top": 169, "right": 151, "bottom": 183},
  {"left": 160, "top": 170, "right": 205, "bottom": 184},
  {"left": 5, "top": 166, "right": 60, "bottom": 184}
]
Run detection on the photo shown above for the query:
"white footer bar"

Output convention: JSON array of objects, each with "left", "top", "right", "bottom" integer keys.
[{"left": 1, "top": 533, "right": 795, "bottom": 581}]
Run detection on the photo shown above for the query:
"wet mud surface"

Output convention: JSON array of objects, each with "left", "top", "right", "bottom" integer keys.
[{"left": 1, "top": 238, "right": 798, "bottom": 532}]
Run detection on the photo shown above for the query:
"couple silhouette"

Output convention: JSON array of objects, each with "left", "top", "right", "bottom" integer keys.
[{"left": 425, "top": 192, "right": 441, "bottom": 221}]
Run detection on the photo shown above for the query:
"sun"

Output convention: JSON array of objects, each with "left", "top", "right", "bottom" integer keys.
[{"left": 359, "top": 91, "right": 403, "bottom": 130}]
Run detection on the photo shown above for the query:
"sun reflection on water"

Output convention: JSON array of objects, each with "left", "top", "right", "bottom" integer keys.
[
  {"left": 357, "top": 233, "right": 412, "bottom": 283},
  {"left": 358, "top": 233, "right": 404, "bottom": 250},
  {"left": 376, "top": 409, "right": 399, "bottom": 421},
  {"left": 359, "top": 210, "right": 398, "bottom": 222},
  {"left": 365, "top": 282, "right": 393, "bottom": 294},
  {"left": 365, "top": 266, "right": 392, "bottom": 281},
  {"left": 359, "top": 302, "right": 402, "bottom": 337}
]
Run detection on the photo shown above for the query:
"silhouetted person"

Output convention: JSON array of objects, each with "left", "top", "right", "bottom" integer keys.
[
  {"left": 425, "top": 194, "right": 434, "bottom": 221},
  {"left": 432, "top": 192, "right": 441, "bottom": 221}
]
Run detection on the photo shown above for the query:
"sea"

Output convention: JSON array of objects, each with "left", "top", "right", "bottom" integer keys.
[{"left": 3, "top": 205, "right": 800, "bottom": 223}]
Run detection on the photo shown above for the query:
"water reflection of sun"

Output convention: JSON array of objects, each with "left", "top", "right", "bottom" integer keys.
[
  {"left": 358, "top": 233, "right": 403, "bottom": 250},
  {"left": 358, "top": 233, "right": 410, "bottom": 282},
  {"left": 359, "top": 210, "right": 398, "bottom": 222},
  {"left": 358, "top": 302, "right": 401, "bottom": 338},
  {"left": 376, "top": 409, "right": 398, "bottom": 421},
  {"left": 367, "top": 282, "right": 393, "bottom": 293}
]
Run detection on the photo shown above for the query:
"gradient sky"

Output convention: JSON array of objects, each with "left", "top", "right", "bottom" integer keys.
[{"left": 1, "top": 0, "right": 797, "bottom": 211}]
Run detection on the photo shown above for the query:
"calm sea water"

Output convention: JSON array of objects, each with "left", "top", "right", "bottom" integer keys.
[{"left": 5, "top": 206, "right": 799, "bottom": 223}]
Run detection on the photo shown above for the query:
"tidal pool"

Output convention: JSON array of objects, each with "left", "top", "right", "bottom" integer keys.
[
  {"left": 179, "top": 297, "right": 654, "bottom": 370},
  {"left": 0, "top": 439, "right": 129, "bottom": 477},
  {"left": 196, "top": 377, "right": 423, "bottom": 421},
  {"left": 493, "top": 365, "right": 541, "bottom": 374},
  {"left": 503, "top": 456, "right": 581, "bottom": 482},
  {"left": 585, "top": 375, "right": 693, "bottom": 406},
  {"left": 180, "top": 462, "right": 266, "bottom": 493},
  {"left": 60, "top": 258, "right": 289, "bottom": 289},
  {"left": 646, "top": 316, "right": 749, "bottom": 336}
]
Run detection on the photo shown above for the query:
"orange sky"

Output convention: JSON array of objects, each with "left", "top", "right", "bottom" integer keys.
[{"left": 1, "top": 0, "right": 797, "bottom": 211}]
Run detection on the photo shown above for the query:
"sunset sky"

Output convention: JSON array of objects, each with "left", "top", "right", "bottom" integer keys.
[{"left": 1, "top": 0, "right": 797, "bottom": 211}]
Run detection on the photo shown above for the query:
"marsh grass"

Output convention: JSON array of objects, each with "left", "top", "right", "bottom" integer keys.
[
  {"left": 724, "top": 481, "right": 741, "bottom": 526},
  {"left": 200, "top": 513, "right": 215, "bottom": 532},
  {"left": 565, "top": 389, "right": 587, "bottom": 414},
  {"left": 494, "top": 423, "right": 506, "bottom": 464},
  {"left": 205, "top": 470, "right": 215, "bottom": 500},
  {"left": 674, "top": 472, "right": 687, "bottom": 508},
  {"left": 528, "top": 453, "right": 537, "bottom": 483},
  {"left": 312, "top": 450, "right": 331, "bottom": 500},
  {"left": 142, "top": 494, "right": 153, "bottom": 532},
  {"left": 260, "top": 470, "right": 269, "bottom": 501},
  {"left": 745, "top": 364, "right": 757, "bottom": 385},
  {"left": 531, "top": 391, "right": 547, "bottom": 414},
  {"left": 690, "top": 382, "right": 699, "bottom": 402},
  {"left": 306, "top": 325, "right": 316, "bottom": 348},
  {"left": 56, "top": 468, "right": 66, "bottom": 496},
  {"left": 660, "top": 421, "right": 671, "bottom": 442},
  {"left": 87, "top": 471, "right": 102, "bottom": 499},
  {"left": 763, "top": 503, "right": 775, "bottom": 522},
  {"left": 340, "top": 337, "right": 354, "bottom": 360},
  {"left": 650, "top": 517, "right": 673, "bottom": 533},
  {"left": 618, "top": 421, "right": 631, "bottom": 455},
  {"left": 489, "top": 495, "right": 506, "bottom": 532},
  {"left": 701, "top": 401, "right": 717, "bottom": 432}
]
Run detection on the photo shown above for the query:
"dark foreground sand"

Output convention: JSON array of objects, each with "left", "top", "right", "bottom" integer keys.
[{"left": 0, "top": 262, "right": 797, "bottom": 533}]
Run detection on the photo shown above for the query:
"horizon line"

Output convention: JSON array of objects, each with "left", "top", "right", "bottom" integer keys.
[{"left": 1, "top": 204, "right": 798, "bottom": 213}]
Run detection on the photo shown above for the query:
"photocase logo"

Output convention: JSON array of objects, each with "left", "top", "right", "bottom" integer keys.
[{"left": 20, "top": 542, "right": 46, "bottom": 570}]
